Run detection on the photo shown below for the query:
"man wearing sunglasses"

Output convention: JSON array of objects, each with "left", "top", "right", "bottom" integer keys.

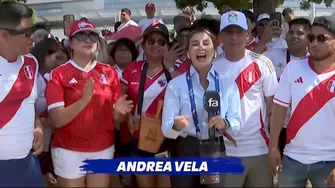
[
  {"left": 269, "top": 16, "right": 335, "bottom": 187},
  {"left": 0, "top": 1, "right": 45, "bottom": 187}
]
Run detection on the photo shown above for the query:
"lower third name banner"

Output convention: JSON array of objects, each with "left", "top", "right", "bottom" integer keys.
[{"left": 80, "top": 157, "right": 244, "bottom": 176}]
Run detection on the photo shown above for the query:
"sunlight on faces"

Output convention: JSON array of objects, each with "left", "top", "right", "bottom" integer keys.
[
  {"left": 69, "top": 31, "right": 98, "bottom": 57},
  {"left": 220, "top": 25, "right": 247, "bottom": 49},
  {"left": 188, "top": 31, "right": 216, "bottom": 69},
  {"left": 308, "top": 26, "right": 335, "bottom": 61},
  {"left": 286, "top": 24, "right": 309, "bottom": 51},
  {"left": 143, "top": 32, "right": 167, "bottom": 59}
]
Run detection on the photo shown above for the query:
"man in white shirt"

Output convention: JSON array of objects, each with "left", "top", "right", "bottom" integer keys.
[
  {"left": 264, "top": 18, "right": 311, "bottom": 155},
  {"left": 138, "top": 3, "right": 163, "bottom": 35},
  {"left": 214, "top": 11, "right": 278, "bottom": 187},
  {"left": 0, "top": 1, "right": 44, "bottom": 186},
  {"left": 281, "top": 8, "right": 294, "bottom": 39},
  {"left": 117, "top": 8, "right": 138, "bottom": 32},
  {"left": 269, "top": 15, "right": 335, "bottom": 187}
]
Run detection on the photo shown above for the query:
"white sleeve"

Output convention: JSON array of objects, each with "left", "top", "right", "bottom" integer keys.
[
  {"left": 161, "top": 81, "right": 183, "bottom": 139},
  {"left": 273, "top": 65, "right": 291, "bottom": 107},
  {"left": 261, "top": 56, "right": 278, "bottom": 97}
]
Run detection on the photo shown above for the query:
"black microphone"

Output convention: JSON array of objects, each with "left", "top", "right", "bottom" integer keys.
[{"left": 203, "top": 91, "right": 220, "bottom": 140}]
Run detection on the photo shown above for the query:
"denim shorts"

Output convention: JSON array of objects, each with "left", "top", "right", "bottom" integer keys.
[{"left": 0, "top": 153, "right": 45, "bottom": 187}]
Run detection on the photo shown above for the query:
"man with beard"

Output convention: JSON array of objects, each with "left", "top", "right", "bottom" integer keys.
[{"left": 269, "top": 16, "right": 335, "bottom": 187}]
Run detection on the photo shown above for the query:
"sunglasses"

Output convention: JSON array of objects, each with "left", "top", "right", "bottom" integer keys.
[
  {"left": 307, "top": 34, "right": 333, "bottom": 43},
  {"left": 0, "top": 26, "right": 35, "bottom": 37},
  {"left": 72, "top": 32, "right": 99, "bottom": 42},
  {"left": 147, "top": 38, "right": 166, "bottom": 46}
]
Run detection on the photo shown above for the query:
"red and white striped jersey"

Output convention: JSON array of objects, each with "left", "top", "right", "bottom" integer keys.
[
  {"left": 121, "top": 61, "right": 169, "bottom": 139},
  {"left": 213, "top": 50, "right": 278, "bottom": 157},
  {"left": 274, "top": 57, "right": 335, "bottom": 164},
  {"left": 0, "top": 54, "right": 38, "bottom": 160}
]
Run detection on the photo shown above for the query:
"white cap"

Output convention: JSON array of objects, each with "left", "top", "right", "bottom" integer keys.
[
  {"left": 220, "top": 11, "right": 248, "bottom": 31},
  {"left": 257, "top": 13, "right": 270, "bottom": 22}
]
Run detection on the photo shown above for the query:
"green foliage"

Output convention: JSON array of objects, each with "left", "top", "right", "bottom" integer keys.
[
  {"left": 300, "top": 0, "right": 334, "bottom": 10},
  {"left": 175, "top": 0, "right": 335, "bottom": 12}
]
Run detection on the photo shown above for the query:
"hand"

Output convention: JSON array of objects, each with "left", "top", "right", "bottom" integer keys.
[
  {"left": 115, "top": 95, "right": 133, "bottom": 115},
  {"left": 268, "top": 148, "right": 282, "bottom": 175},
  {"left": 173, "top": 115, "right": 189, "bottom": 131},
  {"left": 128, "top": 114, "right": 140, "bottom": 134},
  {"left": 259, "top": 24, "right": 273, "bottom": 45},
  {"left": 82, "top": 77, "right": 94, "bottom": 103},
  {"left": 164, "top": 43, "right": 185, "bottom": 68},
  {"left": 327, "top": 169, "right": 335, "bottom": 187},
  {"left": 208, "top": 115, "right": 226, "bottom": 130},
  {"left": 32, "top": 126, "right": 44, "bottom": 156}
]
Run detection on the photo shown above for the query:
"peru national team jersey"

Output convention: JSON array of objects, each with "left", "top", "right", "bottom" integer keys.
[
  {"left": 274, "top": 57, "right": 335, "bottom": 164},
  {"left": 121, "top": 61, "right": 169, "bottom": 139},
  {"left": 0, "top": 55, "right": 38, "bottom": 160},
  {"left": 46, "top": 60, "right": 122, "bottom": 152},
  {"left": 213, "top": 50, "right": 278, "bottom": 157}
]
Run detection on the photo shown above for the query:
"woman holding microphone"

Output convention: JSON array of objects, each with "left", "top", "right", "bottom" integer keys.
[
  {"left": 45, "top": 20, "right": 133, "bottom": 187},
  {"left": 162, "top": 28, "right": 242, "bottom": 187}
]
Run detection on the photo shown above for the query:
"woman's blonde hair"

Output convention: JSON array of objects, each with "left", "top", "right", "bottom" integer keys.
[{"left": 94, "top": 37, "right": 108, "bottom": 64}]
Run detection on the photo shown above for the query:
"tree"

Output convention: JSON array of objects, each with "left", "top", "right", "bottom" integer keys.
[{"left": 175, "top": 0, "right": 334, "bottom": 15}]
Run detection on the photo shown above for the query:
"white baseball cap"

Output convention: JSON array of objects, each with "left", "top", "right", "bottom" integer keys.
[
  {"left": 220, "top": 11, "right": 248, "bottom": 31},
  {"left": 257, "top": 13, "right": 270, "bottom": 22}
]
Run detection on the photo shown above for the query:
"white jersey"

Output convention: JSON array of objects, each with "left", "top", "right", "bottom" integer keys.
[
  {"left": 274, "top": 57, "right": 335, "bottom": 164},
  {"left": 138, "top": 17, "right": 164, "bottom": 34},
  {"left": 263, "top": 49, "right": 309, "bottom": 128},
  {"left": 213, "top": 50, "right": 278, "bottom": 157},
  {"left": 0, "top": 54, "right": 38, "bottom": 160}
]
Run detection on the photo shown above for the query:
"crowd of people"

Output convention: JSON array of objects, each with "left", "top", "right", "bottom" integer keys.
[{"left": 1, "top": 1, "right": 335, "bottom": 187}]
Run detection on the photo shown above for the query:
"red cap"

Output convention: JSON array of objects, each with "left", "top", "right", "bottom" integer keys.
[
  {"left": 68, "top": 20, "right": 99, "bottom": 37},
  {"left": 145, "top": 3, "right": 155, "bottom": 9}
]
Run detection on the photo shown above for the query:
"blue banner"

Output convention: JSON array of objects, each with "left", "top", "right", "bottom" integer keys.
[{"left": 80, "top": 157, "right": 244, "bottom": 175}]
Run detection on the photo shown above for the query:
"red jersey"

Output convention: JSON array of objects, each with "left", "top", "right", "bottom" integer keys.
[
  {"left": 45, "top": 60, "right": 122, "bottom": 152},
  {"left": 178, "top": 59, "right": 192, "bottom": 74},
  {"left": 121, "top": 61, "right": 169, "bottom": 139}
]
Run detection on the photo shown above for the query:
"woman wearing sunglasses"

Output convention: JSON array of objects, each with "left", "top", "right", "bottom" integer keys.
[
  {"left": 45, "top": 20, "right": 133, "bottom": 187},
  {"left": 120, "top": 22, "right": 171, "bottom": 187}
]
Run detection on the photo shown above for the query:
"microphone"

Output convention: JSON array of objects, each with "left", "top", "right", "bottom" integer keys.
[{"left": 203, "top": 91, "right": 220, "bottom": 140}]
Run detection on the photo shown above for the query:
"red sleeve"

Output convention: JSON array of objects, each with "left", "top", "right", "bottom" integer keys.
[
  {"left": 178, "top": 59, "right": 191, "bottom": 74},
  {"left": 111, "top": 68, "right": 123, "bottom": 103},
  {"left": 121, "top": 65, "right": 130, "bottom": 85},
  {"left": 45, "top": 69, "right": 65, "bottom": 111}
]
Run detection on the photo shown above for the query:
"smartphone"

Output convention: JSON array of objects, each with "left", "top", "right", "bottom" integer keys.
[
  {"left": 270, "top": 12, "right": 282, "bottom": 27},
  {"left": 63, "top": 14, "right": 75, "bottom": 37}
]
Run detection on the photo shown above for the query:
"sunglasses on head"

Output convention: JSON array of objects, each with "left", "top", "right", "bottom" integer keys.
[
  {"left": 0, "top": 26, "right": 35, "bottom": 37},
  {"left": 147, "top": 38, "right": 166, "bottom": 46},
  {"left": 72, "top": 32, "right": 99, "bottom": 42},
  {"left": 307, "top": 34, "right": 333, "bottom": 43}
]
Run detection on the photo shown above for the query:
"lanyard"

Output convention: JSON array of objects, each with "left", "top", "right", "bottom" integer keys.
[
  {"left": 286, "top": 50, "right": 290, "bottom": 64},
  {"left": 186, "top": 70, "right": 220, "bottom": 137}
]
